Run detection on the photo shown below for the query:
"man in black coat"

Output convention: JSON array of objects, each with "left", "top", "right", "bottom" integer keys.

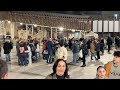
[
  {"left": 96, "top": 40, "right": 100, "bottom": 60},
  {"left": 107, "top": 36, "right": 112, "bottom": 54},
  {"left": 115, "top": 36, "right": 119, "bottom": 49},
  {"left": 3, "top": 39, "right": 13, "bottom": 62}
]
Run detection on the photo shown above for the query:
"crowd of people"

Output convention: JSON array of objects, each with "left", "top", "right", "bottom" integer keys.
[{"left": 0, "top": 35, "right": 120, "bottom": 79}]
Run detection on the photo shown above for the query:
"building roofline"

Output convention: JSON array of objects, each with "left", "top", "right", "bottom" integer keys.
[{"left": 10, "top": 11, "right": 90, "bottom": 19}]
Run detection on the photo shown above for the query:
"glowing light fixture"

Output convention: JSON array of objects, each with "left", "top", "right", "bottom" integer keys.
[
  {"left": 114, "top": 14, "right": 118, "bottom": 19},
  {"left": 20, "top": 23, "right": 23, "bottom": 25},
  {"left": 34, "top": 24, "right": 37, "bottom": 27},
  {"left": 7, "top": 21, "right": 11, "bottom": 24},
  {"left": 72, "top": 29, "right": 75, "bottom": 32},
  {"left": 59, "top": 27, "right": 64, "bottom": 31}
]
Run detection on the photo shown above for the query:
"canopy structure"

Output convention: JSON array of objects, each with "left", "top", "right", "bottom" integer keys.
[
  {"left": 85, "top": 31, "right": 98, "bottom": 39},
  {"left": 0, "top": 11, "right": 91, "bottom": 30}
]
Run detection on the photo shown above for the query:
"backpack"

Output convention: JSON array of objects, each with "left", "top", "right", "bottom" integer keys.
[
  {"left": 19, "top": 47, "right": 25, "bottom": 53},
  {"left": 29, "top": 44, "right": 36, "bottom": 52},
  {"left": 10, "top": 42, "right": 13, "bottom": 49},
  {"left": 82, "top": 44, "right": 88, "bottom": 55}
]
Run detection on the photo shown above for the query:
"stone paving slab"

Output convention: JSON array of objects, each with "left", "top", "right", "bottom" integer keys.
[{"left": 1, "top": 46, "right": 116, "bottom": 79}]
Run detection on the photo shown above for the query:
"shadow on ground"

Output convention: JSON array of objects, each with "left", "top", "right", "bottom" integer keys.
[{"left": 87, "top": 60, "right": 104, "bottom": 67}]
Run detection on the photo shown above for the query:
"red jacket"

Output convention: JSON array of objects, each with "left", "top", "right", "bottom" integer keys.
[{"left": 43, "top": 41, "right": 46, "bottom": 50}]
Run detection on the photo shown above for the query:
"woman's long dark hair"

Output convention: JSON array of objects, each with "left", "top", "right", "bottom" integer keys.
[
  {"left": 97, "top": 66, "right": 105, "bottom": 72},
  {"left": 51, "top": 59, "right": 69, "bottom": 78}
]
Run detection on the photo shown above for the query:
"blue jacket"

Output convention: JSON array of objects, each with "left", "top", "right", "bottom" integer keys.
[
  {"left": 72, "top": 43, "right": 78, "bottom": 53},
  {"left": 46, "top": 41, "right": 53, "bottom": 52}
]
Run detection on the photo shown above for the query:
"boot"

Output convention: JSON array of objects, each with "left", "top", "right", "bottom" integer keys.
[
  {"left": 91, "top": 56, "right": 93, "bottom": 60},
  {"left": 80, "top": 64, "right": 86, "bottom": 67}
]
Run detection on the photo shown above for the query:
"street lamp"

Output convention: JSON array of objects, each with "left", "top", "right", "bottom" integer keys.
[
  {"left": 34, "top": 24, "right": 37, "bottom": 27},
  {"left": 114, "top": 14, "right": 118, "bottom": 20},
  {"left": 113, "top": 14, "right": 118, "bottom": 37},
  {"left": 7, "top": 21, "right": 11, "bottom": 24},
  {"left": 59, "top": 27, "right": 64, "bottom": 31},
  {"left": 72, "top": 29, "right": 75, "bottom": 32},
  {"left": 20, "top": 23, "right": 23, "bottom": 25}
]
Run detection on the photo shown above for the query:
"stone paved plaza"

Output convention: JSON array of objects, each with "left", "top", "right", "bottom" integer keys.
[{"left": 1, "top": 46, "right": 116, "bottom": 79}]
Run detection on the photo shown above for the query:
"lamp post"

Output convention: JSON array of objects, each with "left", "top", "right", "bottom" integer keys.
[{"left": 114, "top": 14, "right": 118, "bottom": 20}]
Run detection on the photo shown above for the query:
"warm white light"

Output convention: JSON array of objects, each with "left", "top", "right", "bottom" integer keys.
[
  {"left": 2, "top": 21, "right": 4, "bottom": 22},
  {"left": 20, "top": 23, "right": 23, "bottom": 25},
  {"left": 114, "top": 14, "right": 118, "bottom": 19},
  {"left": 59, "top": 27, "right": 64, "bottom": 31},
  {"left": 34, "top": 24, "right": 37, "bottom": 27},
  {"left": 114, "top": 14, "right": 118, "bottom": 17},
  {"left": 72, "top": 29, "right": 75, "bottom": 32},
  {"left": 8, "top": 21, "right": 11, "bottom": 23}
]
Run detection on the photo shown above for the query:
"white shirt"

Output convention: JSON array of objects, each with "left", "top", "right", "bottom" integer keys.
[{"left": 56, "top": 46, "right": 68, "bottom": 61}]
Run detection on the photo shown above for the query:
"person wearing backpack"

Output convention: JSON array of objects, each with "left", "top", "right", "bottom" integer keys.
[
  {"left": 42, "top": 40, "right": 47, "bottom": 60},
  {"left": 80, "top": 39, "right": 88, "bottom": 67},
  {"left": 25, "top": 42, "right": 32, "bottom": 65},
  {"left": 19, "top": 41, "right": 27, "bottom": 66},
  {"left": 29, "top": 40, "right": 36, "bottom": 62},
  {"left": 96, "top": 40, "right": 100, "bottom": 60}
]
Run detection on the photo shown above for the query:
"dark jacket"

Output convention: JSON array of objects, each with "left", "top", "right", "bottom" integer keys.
[
  {"left": 107, "top": 37, "right": 112, "bottom": 45},
  {"left": 45, "top": 74, "right": 70, "bottom": 79},
  {"left": 115, "top": 37, "right": 118, "bottom": 44},
  {"left": 16, "top": 41, "right": 20, "bottom": 56},
  {"left": 81, "top": 43, "right": 88, "bottom": 55},
  {"left": 100, "top": 39, "right": 104, "bottom": 44},
  {"left": 96, "top": 43, "right": 100, "bottom": 52},
  {"left": 87, "top": 40, "right": 90, "bottom": 49},
  {"left": 3, "top": 42, "right": 13, "bottom": 54},
  {"left": 0, "top": 41, "right": 1, "bottom": 52}
]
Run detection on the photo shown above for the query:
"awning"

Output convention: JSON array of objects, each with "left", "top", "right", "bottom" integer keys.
[{"left": 0, "top": 11, "right": 92, "bottom": 30}]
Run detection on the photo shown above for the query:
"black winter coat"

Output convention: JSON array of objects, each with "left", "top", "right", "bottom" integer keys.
[{"left": 3, "top": 42, "right": 13, "bottom": 54}]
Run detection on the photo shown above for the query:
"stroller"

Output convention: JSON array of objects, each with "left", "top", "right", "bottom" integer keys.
[{"left": 31, "top": 51, "right": 41, "bottom": 63}]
